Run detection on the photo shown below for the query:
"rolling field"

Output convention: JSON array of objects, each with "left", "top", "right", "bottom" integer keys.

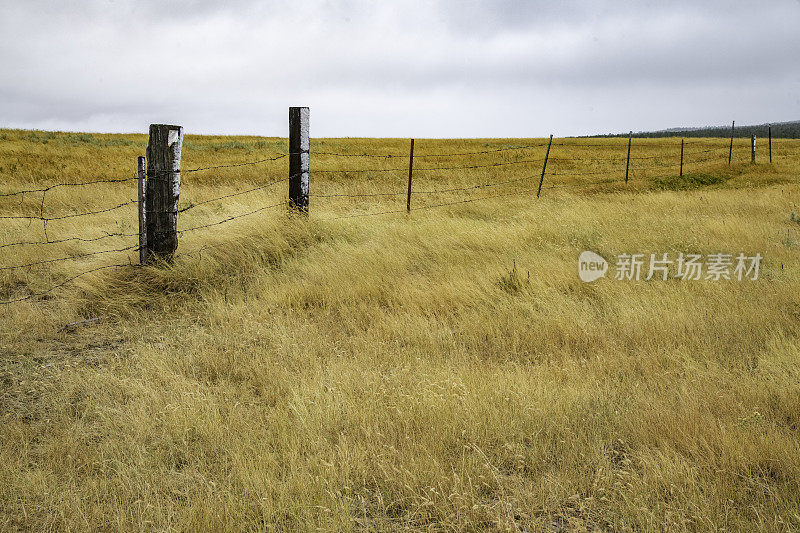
[{"left": 1, "top": 129, "right": 800, "bottom": 531}]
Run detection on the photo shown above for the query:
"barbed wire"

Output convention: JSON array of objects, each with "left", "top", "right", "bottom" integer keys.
[
  {"left": 0, "top": 230, "right": 139, "bottom": 251},
  {"left": 0, "top": 175, "right": 138, "bottom": 198},
  {"left": 311, "top": 190, "right": 404, "bottom": 198},
  {"left": 1, "top": 136, "right": 791, "bottom": 305},
  {"left": 567, "top": 145, "right": 730, "bottom": 161},
  {"left": 321, "top": 190, "right": 525, "bottom": 220},
  {"left": 0, "top": 262, "right": 134, "bottom": 305},
  {"left": 0, "top": 160, "right": 290, "bottom": 253},
  {"left": 0, "top": 244, "right": 139, "bottom": 271},
  {"left": 178, "top": 177, "right": 289, "bottom": 213},
  {"left": 182, "top": 153, "right": 287, "bottom": 173},
  {"left": 311, "top": 172, "right": 540, "bottom": 199},
  {"left": 308, "top": 143, "right": 548, "bottom": 159},
  {"left": 312, "top": 157, "right": 546, "bottom": 175},
  {"left": 176, "top": 201, "right": 287, "bottom": 235},
  {"left": 0, "top": 154, "right": 285, "bottom": 202},
  {"left": 546, "top": 153, "right": 728, "bottom": 176},
  {"left": 0, "top": 199, "right": 137, "bottom": 221},
  {"left": 415, "top": 143, "right": 550, "bottom": 157},
  {"left": 555, "top": 139, "right": 746, "bottom": 147},
  {"left": 312, "top": 152, "right": 729, "bottom": 202}
]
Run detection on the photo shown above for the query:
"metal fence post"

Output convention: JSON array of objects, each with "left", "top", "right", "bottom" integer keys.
[
  {"left": 137, "top": 156, "right": 146, "bottom": 265},
  {"left": 406, "top": 139, "right": 414, "bottom": 212},
  {"left": 537, "top": 134, "right": 553, "bottom": 198},
  {"left": 625, "top": 131, "right": 632, "bottom": 183},
  {"left": 768, "top": 124, "right": 772, "bottom": 163}
]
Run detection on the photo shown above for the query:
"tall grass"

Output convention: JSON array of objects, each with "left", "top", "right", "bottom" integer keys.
[{"left": 1, "top": 129, "right": 799, "bottom": 530}]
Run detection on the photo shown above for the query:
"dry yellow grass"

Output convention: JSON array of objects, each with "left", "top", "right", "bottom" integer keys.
[{"left": 1, "top": 129, "right": 799, "bottom": 531}]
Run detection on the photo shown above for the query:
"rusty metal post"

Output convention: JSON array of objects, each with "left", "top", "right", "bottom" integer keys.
[
  {"left": 728, "top": 120, "right": 734, "bottom": 165},
  {"left": 406, "top": 139, "right": 414, "bottom": 212},
  {"left": 769, "top": 124, "right": 772, "bottom": 163},
  {"left": 137, "top": 156, "right": 146, "bottom": 264},
  {"left": 537, "top": 134, "right": 553, "bottom": 198},
  {"left": 625, "top": 131, "right": 632, "bottom": 183}
]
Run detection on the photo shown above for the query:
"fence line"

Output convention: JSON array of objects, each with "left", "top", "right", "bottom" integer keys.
[
  {"left": 0, "top": 199, "right": 138, "bottom": 221},
  {"left": 0, "top": 230, "right": 138, "bottom": 250},
  {"left": 182, "top": 153, "right": 287, "bottom": 173},
  {"left": 0, "top": 244, "right": 140, "bottom": 271},
  {"left": 0, "top": 262, "right": 133, "bottom": 304},
  {"left": 0, "top": 176, "right": 139, "bottom": 199},
  {"left": 1, "top": 116, "right": 795, "bottom": 305},
  {"left": 322, "top": 190, "right": 523, "bottom": 221},
  {"left": 312, "top": 143, "right": 549, "bottom": 158},
  {"left": 175, "top": 201, "right": 287, "bottom": 235},
  {"left": 177, "top": 177, "right": 289, "bottom": 213}
]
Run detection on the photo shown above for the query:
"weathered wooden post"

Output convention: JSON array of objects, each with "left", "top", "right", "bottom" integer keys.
[
  {"left": 137, "top": 156, "right": 146, "bottom": 265},
  {"left": 728, "top": 120, "right": 735, "bottom": 165},
  {"left": 751, "top": 135, "right": 756, "bottom": 164},
  {"left": 289, "top": 107, "right": 310, "bottom": 213},
  {"left": 145, "top": 124, "right": 182, "bottom": 263},
  {"left": 406, "top": 139, "right": 414, "bottom": 212},
  {"left": 680, "top": 138, "right": 684, "bottom": 177},
  {"left": 536, "top": 134, "right": 553, "bottom": 198},
  {"left": 625, "top": 131, "right": 632, "bottom": 183}
]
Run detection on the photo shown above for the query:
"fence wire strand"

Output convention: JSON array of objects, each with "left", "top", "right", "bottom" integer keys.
[
  {"left": 0, "top": 262, "right": 133, "bottom": 304},
  {"left": 308, "top": 142, "right": 547, "bottom": 159},
  {"left": 2, "top": 135, "right": 791, "bottom": 305}
]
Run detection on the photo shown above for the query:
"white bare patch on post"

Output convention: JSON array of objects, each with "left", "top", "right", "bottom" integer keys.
[
  {"left": 299, "top": 108, "right": 309, "bottom": 151},
  {"left": 300, "top": 152, "right": 309, "bottom": 196},
  {"left": 169, "top": 127, "right": 183, "bottom": 198}
]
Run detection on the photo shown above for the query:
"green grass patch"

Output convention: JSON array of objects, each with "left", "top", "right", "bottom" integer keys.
[{"left": 652, "top": 172, "right": 730, "bottom": 190}]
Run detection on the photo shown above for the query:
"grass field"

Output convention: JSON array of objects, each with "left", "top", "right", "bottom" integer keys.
[{"left": 1, "top": 129, "right": 800, "bottom": 531}]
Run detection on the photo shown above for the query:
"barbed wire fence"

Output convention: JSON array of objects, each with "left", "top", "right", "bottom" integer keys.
[{"left": 0, "top": 109, "right": 793, "bottom": 305}]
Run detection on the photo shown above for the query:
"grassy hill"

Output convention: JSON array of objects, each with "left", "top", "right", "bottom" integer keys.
[
  {"left": 1, "top": 129, "right": 800, "bottom": 530},
  {"left": 595, "top": 120, "right": 800, "bottom": 139}
]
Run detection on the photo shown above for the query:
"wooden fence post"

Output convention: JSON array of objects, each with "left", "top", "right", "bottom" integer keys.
[
  {"left": 145, "top": 124, "right": 182, "bottom": 263},
  {"left": 680, "top": 138, "right": 684, "bottom": 177},
  {"left": 137, "top": 156, "right": 146, "bottom": 265},
  {"left": 769, "top": 124, "right": 772, "bottom": 163},
  {"left": 289, "top": 107, "right": 310, "bottom": 213},
  {"left": 406, "top": 139, "right": 414, "bottom": 212},
  {"left": 536, "top": 134, "right": 553, "bottom": 198},
  {"left": 728, "top": 120, "right": 735, "bottom": 165},
  {"left": 751, "top": 135, "right": 756, "bottom": 164},
  {"left": 625, "top": 131, "right": 632, "bottom": 183}
]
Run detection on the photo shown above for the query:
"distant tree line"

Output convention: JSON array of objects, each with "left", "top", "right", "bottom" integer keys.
[{"left": 589, "top": 120, "right": 800, "bottom": 139}]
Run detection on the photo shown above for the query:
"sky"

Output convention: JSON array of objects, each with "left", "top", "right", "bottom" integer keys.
[{"left": 1, "top": 0, "right": 799, "bottom": 138}]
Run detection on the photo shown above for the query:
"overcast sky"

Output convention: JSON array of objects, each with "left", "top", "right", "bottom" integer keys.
[{"left": 1, "top": 0, "right": 799, "bottom": 138}]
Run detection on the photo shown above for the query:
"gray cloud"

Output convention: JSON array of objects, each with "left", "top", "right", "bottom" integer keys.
[{"left": 1, "top": 0, "right": 798, "bottom": 137}]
